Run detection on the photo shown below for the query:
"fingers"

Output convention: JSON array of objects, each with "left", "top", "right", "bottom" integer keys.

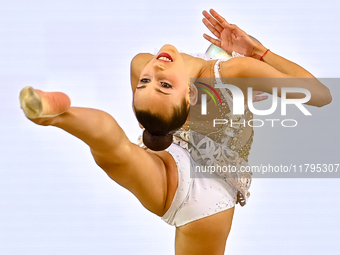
[
  {"left": 203, "top": 34, "right": 221, "bottom": 48},
  {"left": 209, "top": 9, "right": 230, "bottom": 27},
  {"left": 202, "top": 10, "right": 223, "bottom": 33},
  {"left": 202, "top": 18, "right": 221, "bottom": 39},
  {"left": 252, "top": 91, "right": 268, "bottom": 102},
  {"left": 253, "top": 95, "right": 269, "bottom": 102},
  {"left": 253, "top": 91, "right": 265, "bottom": 95},
  {"left": 254, "top": 96, "right": 269, "bottom": 102},
  {"left": 206, "top": 9, "right": 241, "bottom": 34}
]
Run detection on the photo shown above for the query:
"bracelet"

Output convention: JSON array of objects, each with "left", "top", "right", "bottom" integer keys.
[
  {"left": 252, "top": 49, "right": 270, "bottom": 61},
  {"left": 260, "top": 49, "right": 270, "bottom": 61}
]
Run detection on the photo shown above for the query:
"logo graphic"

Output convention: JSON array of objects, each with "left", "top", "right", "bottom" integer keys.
[
  {"left": 195, "top": 82, "right": 222, "bottom": 115},
  {"left": 214, "top": 84, "right": 311, "bottom": 116},
  {"left": 197, "top": 82, "right": 312, "bottom": 116},
  {"left": 193, "top": 79, "right": 313, "bottom": 128}
]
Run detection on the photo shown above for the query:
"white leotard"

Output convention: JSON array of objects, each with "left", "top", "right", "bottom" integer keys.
[{"left": 161, "top": 45, "right": 253, "bottom": 226}]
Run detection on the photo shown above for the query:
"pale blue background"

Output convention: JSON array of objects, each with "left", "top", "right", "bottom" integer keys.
[{"left": 1, "top": 0, "right": 339, "bottom": 254}]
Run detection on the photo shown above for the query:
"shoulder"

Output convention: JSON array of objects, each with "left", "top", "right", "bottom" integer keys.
[
  {"left": 196, "top": 56, "right": 253, "bottom": 79},
  {"left": 219, "top": 57, "right": 257, "bottom": 78}
]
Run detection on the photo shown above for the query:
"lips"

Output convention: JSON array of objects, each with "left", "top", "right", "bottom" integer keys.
[{"left": 156, "top": 52, "right": 173, "bottom": 62}]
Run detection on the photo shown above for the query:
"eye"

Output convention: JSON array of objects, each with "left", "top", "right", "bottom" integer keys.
[
  {"left": 140, "top": 78, "right": 150, "bottom": 83},
  {"left": 161, "top": 82, "right": 172, "bottom": 89}
]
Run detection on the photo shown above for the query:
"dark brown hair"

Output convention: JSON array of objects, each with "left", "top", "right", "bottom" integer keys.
[{"left": 135, "top": 98, "right": 189, "bottom": 151}]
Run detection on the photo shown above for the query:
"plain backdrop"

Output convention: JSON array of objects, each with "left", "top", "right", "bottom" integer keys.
[{"left": 0, "top": 0, "right": 339, "bottom": 254}]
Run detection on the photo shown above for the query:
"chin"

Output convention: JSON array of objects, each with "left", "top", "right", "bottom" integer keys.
[{"left": 159, "top": 44, "right": 179, "bottom": 53}]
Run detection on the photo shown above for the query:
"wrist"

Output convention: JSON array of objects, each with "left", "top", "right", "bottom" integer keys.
[
  {"left": 251, "top": 44, "right": 267, "bottom": 57},
  {"left": 251, "top": 45, "right": 270, "bottom": 61}
]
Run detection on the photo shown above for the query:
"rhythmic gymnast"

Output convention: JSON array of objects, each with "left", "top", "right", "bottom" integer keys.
[{"left": 19, "top": 9, "right": 331, "bottom": 255}]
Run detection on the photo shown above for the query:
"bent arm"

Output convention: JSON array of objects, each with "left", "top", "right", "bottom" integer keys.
[
  {"left": 221, "top": 56, "right": 332, "bottom": 107},
  {"left": 202, "top": 9, "right": 332, "bottom": 106}
]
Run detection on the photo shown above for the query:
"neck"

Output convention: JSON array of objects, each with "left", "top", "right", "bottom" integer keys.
[
  {"left": 179, "top": 53, "right": 206, "bottom": 130},
  {"left": 180, "top": 53, "right": 206, "bottom": 81}
]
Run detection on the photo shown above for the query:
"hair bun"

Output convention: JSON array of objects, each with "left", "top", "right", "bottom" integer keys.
[{"left": 142, "top": 130, "right": 173, "bottom": 151}]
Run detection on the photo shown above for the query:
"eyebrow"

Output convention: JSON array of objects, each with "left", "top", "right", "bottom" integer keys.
[{"left": 136, "top": 85, "right": 171, "bottom": 95}]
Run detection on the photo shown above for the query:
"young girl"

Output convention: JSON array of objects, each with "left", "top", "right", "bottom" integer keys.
[{"left": 19, "top": 9, "right": 331, "bottom": 255}]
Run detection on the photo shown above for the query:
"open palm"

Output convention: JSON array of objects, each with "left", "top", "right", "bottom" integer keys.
[{"left": 202, "top": 9, "right": 255, "bottom": 57}]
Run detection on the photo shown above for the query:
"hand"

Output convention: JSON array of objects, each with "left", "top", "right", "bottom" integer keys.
[
  {"left": 202, "top": 9, "right": 258, "bottom": 57},
  {"left": 252, "top": 91, "right": 268, "bottom": 103}
]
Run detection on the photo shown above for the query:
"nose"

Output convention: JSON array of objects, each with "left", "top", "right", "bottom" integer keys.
[{"left": 153, "top": 63, "right": 165, "bottom": 71}]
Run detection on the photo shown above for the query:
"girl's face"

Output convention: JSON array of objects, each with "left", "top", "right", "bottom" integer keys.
[{"left": 133, "top": 44, "right": 190, "bottom": 117}]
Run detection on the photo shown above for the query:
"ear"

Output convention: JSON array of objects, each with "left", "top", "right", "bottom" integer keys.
[{"left": 189, "top": 83, "right": 198, "bottom": 106}]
